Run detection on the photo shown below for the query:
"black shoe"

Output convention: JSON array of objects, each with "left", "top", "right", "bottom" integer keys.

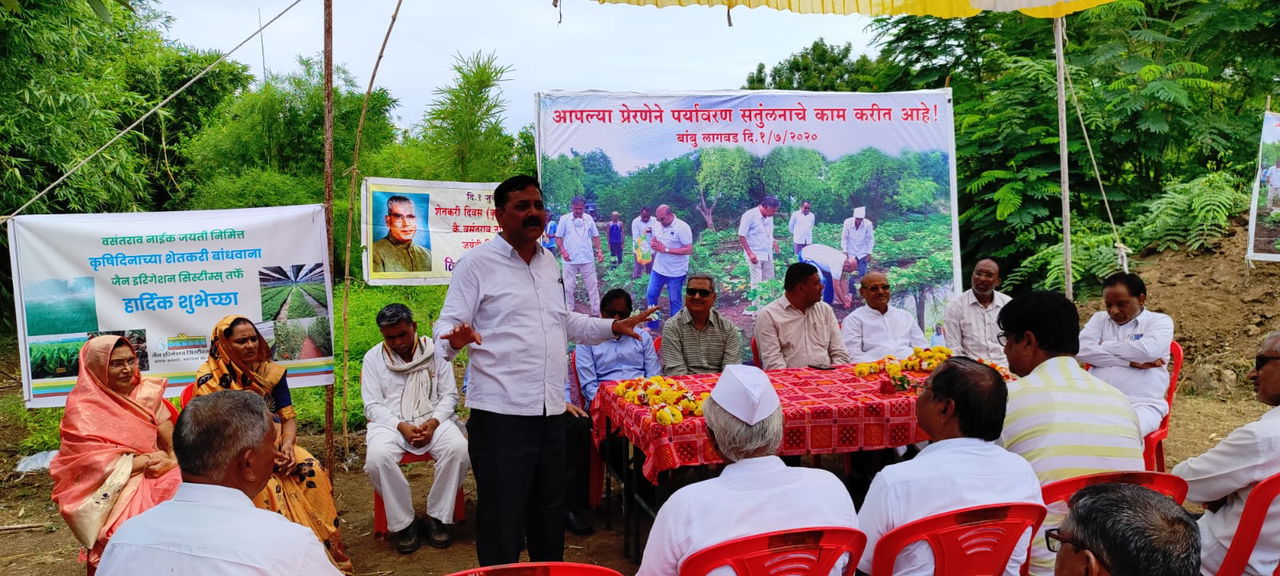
[
  {"left": 566, "top": 510, "right": 595, "bottom": 536},
  {"left": 425, "top": 517, "right": 452, "bottom": 549},
  {"left": 392, "top": 520, "right": 421, "bottom": 554}
]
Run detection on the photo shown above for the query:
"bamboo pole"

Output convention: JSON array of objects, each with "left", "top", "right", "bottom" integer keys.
[
  {"left": 322, "top": 0, "right": 336, "bottom": 472},
  {"left": 1055, "top": 17, "right": 1073, "bottom": 299}
]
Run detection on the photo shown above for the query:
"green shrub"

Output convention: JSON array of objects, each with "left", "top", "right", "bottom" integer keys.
[{"left": 1128, "top": 172, "right": 1248, "bottom": 253}]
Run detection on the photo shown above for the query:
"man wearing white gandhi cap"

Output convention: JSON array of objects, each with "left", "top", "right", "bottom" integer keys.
[
  {"left": 637, "top": 365, "right": 859, "bottom": 576},
  {"left": 841, "top": 205, "right": 875, "bottom": 280}
]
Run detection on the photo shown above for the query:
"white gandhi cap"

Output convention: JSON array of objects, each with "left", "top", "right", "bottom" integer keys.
[
  {"left": 853, "top": 206, "right": 866, "bottom": 218},
  {"left": 710, "top": 365, "right": 781, "bottom": 425}
]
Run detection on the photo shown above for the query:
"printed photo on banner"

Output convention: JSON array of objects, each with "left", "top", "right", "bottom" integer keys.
[
  {"left": 536, "top": 89, "right": 961, "bottom": 334},
  {"left": 361, "top": 178, "right": 501, "bottom": 286},
  {"left": 1247, "top": 111, "right": 1280, "bottom": 262},
  {"left": 7, "top": 204, "right": 335, "bottom": 408}
]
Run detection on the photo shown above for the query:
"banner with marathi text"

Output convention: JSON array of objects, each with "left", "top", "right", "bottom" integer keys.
[
  {"left": 536, "top": 89, "right": 960, "bottom": 332},
  {"left": 362, "top": 178, "right": 501, "bottom": 286},
  {"left": 9, "top": 204, "right": 335, "bottom": 408}
]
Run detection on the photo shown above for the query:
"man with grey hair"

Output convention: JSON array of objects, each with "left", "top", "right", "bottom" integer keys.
[
  {"left": 662, "top": 273, "right": 742, "bottom": 376},
  {"left": 738, "top": 195, "right": 781, "bottom": 314},
  {"left": 1173, "top": 330, "right": 1280, "bottom": 575},
  {"left": 372, "top": 194, "right": 432, "bottom": 273},
  {"left": 1051, "top": 483, "right": 1199, "bottom": 576},
  {"left": 557, "top": 195, "right": 603, "bottom": 314},
  {"left": 98, "top": 392, "right": 341, "bottom": 575},
  {"left": 638, "top": 365, "right": 857, "bottom": 576},
  {"left": 363, "top": 303, "right": 469, "bottom": 553}
]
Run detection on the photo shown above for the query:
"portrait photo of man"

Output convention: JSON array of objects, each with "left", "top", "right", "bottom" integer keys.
[{"left": 372, "top": 194, "right": 432, "bottom": 273}]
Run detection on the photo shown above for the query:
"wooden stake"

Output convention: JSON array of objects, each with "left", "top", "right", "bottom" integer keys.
[{"left": 322, "top": 0, "right": 336, "bottom": 474}]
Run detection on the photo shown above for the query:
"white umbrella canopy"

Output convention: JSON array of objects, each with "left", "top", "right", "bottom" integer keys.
[{"left": 580, "top": 0, "right": 1119, "bottom": 297}]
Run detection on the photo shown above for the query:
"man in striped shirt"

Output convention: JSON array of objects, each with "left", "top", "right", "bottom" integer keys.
[
  {"left": 997, "top": 291, "right": 1144, "bottom": 576},
  {"left": 661, "top": 274, "right": 742, "bottom": 376}
]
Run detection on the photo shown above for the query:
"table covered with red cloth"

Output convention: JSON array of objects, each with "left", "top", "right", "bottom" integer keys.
[{"left": 590, "top": 365, "right": 930, "bottom": 484}]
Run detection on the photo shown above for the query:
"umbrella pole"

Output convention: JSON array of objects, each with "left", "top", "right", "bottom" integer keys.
[{"left": 1055, "top": 16, "right": 1073, "bottom": 299}]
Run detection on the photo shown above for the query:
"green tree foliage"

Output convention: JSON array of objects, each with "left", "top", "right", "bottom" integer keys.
[
  {"left": 418, "top": 51, "right": 514, "bottom": 182},
  {"left": 761, "top": 147, "right": 827, "bottom": 212},
  {"left": 694, "top": 147, "right": 757, "bottom": 229},
  {"left": 744, "top": 39, "right": 898, "bottom": 92}
]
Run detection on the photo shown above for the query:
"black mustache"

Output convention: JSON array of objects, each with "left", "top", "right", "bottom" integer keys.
[{"left": 523, "top": 216, "right": 542, "bottom": 227}]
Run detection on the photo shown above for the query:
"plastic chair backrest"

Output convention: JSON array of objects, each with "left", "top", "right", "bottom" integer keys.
[
  {"left": 567, "top": 350, "right": 585, "bottom": 409},
  {"left": 1167, "top": 340, "right": 1183, "bottom": 408},
  {"left": 179, "top": 382, "right": 196, "bottom": 408},
  {"left": 1041, "top": 471, "right": 1188, "bottom": 508},
  {"left": 869, "top": 503, "right": 1047, "bottom": 576},
  {"left": 678, "top": 527, "right": 867, "bottom": 576},
  {"left": 751, "top": 338, "right": 761, "bottom": 368},
  {"left": 1214, "top": 472, "right": 1280, "bottom": 576},
  {"left": 654, "top": 335, "right": 662, "bottom": 354},
  {"left": 445, "top": 562, "right": 623, "bottom": 576}
]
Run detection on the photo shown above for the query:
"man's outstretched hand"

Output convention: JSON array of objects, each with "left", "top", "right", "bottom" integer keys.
[{"left": 612, "top": 306, "right": 660, "bottom": 340}]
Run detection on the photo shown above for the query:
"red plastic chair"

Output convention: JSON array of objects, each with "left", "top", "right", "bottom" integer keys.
[
  {"left": 751, "top": 337, "right": 761, "bottom": 367},
  {"left": 445, "top": 562, "right": 623, "bottom": 576},
  {"left": 653, "top": 335, "right": 662, "bottom": 354},
  {"left": 869, "top": 503, "right": 1047, "bottom": 576},
  {"left": 1144, "top": 340, "right": 1183, "bottom": 472},
  {"left": 1041, "top": 471, "right": 1188, "bottom": 508},
  {"left": 179, "top": 382, "right": 196, "bottom": 408},
  {"left": 679, "top": 527, "right": 867, "bottom": 576},
  {"left": 1214, "top": 471, "right": 1280, "bottom": 576},
  {"left": 372, "top": 451, "right": 467, "bottom": 539}
]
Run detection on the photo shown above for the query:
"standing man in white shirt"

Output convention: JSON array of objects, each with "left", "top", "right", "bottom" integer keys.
[
  {"left": 1173, "top": 331, "right": 1280, "bottom": 576},
  {"left": 841, "top": 206, "right": 875, "bottom": 281},
  {"left": 755, "top": 263, "right": 850, "bottom": 370},
  {"left": 638, "top": 365, "right": 858, "bottom": 576},
  {"left": 98, "top": 392, "right": 342, "bottom": 576},
  {"left": 631, "top": 206, "right": 655, "bottom": 279},
  {"left": 434, "top": 175, "right": 656, "bottom": 566},
  {"left": 556, "top": 196, "right": 603, "bottom": 315},
  {"left": 842, "top": 271, "right": 926, "bottom": 363},
  {"left": 738, "top": 195, "right": 781, "bottom": 315},
  {"left": 943, "top": 258, "right": 1011, "bottom": 365},
  {"left": 647, "top": 203, "right": 695, "bottom": 328},
  {"left": 789, "top": 201, "right": 816, "bottom": 258},
  {"left": 1077, "top": 272, "right": 1175, "bottom": 437},
  {"left": 362, "top": 303, "right": 469, "bottom": 554},
  {"left": 858, "top": 357, "right": 1043, "bottom": 576}
]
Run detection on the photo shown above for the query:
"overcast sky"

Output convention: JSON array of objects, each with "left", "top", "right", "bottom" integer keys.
[{"left": 156, "top": 0, "right": 877, "bottom": 133}]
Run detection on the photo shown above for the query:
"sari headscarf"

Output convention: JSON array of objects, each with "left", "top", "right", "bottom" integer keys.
[
  {"left": 50, "top": 335, "right": 180, "bottom": 567},
  {"left": 194, "top": 315, "right": 290, "bottom": 414}
]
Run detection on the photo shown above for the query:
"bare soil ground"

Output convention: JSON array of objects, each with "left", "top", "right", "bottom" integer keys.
[{"left": 3, "top": 219, "right": 1277, "bottom": 575}]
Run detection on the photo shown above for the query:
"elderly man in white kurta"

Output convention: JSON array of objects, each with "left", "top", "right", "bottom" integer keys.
[
  {"left": 363, "top": 303, "right": 470, "bottom": 553},
  {"left": 841, "top": 206, "right": 874, "bottom": 278},
  {"left": 842, "top": 272, "right": 926, "bottom": 363},
  {"left": 1076, "top": 272, "right": 1174, "bottom": 436},
  {"left": 858, "top": 358, "right": 1043, "bottom": 575},
  {"left": 637, "top": 365, "right": 858, "bottom": 576}
]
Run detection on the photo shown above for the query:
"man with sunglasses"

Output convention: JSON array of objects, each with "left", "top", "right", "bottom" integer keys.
[
  {"left": 1172, "top": 331, "right": 1280, "bottom": 576},
  {"left": 372, "top": 195, "right": 432, "bottom": 273},
  {"left": 565, "top": 288, "right": 661, "bottom": 535},
  {"left": 1051, "top": 483, "right": 1199, "bottom": 576},
  {"left": 841, "top": 271, "right": 926, "bottom": 364},
  {"left": 1077, "top": 272, "right": 1174, "bottom": 436},
  {"left": 997, "top": 291, "right": 1143, "bottom": 576},
  {"left": 858, "top": 358, "right": 1042, "bottom": 575},
  {"left": 662, "top": 274, "right": 742, "bottom": 376}
]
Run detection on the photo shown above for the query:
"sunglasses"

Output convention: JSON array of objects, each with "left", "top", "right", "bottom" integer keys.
[
  {"left": 1256, "top": 355, "right": 1280, "bottom": 371},
  {"left": 685, "top": 288, "right": 713, "bottom": 298},
  {"left": 1045, "top": 528, "right": 1113, "bottom": 573}
]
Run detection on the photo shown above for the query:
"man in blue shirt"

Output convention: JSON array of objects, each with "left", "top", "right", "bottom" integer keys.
[{"left": 564, "top": 288, "right": 660, "bottom": 534}]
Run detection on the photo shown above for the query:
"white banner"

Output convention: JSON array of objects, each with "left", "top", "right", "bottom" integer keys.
[
  {"left": 9, "top": 204, "right": 335, "bottom": 408},
  {"left": 1247, "top": 112, "right": 1280, "bottom": 262},
  {"left": 362, "top": 178, "right": 501, "bottom": 286}
]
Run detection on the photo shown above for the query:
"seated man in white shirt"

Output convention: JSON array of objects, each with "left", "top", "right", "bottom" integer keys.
[
  {"left": 755, "top": 263, "right": 851, "bottom": 370},
  {"left": 943, "top": 258, "right": 1011, "bottom": 365},
  {"left": 98, "top": 392, "right": 341, "bottom": 576},
  {"left": 1052, "top": 483, "right": 1199, "bottom": 576},
  {"left": 841, "top": 271, "right": 926, "bottom": 363},
  {"left": 1173, "top": 331, "right": 1280, "bottom": 576},
  {"left": 1077, "top": 272, "right": 1175, "bottom": 436},
  {"left": 858, "top": 357, "right": 1043, "bottom": 576},
  {"left": 362, "top": 303, "right": 470, "bottom": 553},
  {"left": 565, "top": 288, "right": 660, "bottom": 535},
  {"left": 638, "top": 365, "right": 858, "bottom": 576}
]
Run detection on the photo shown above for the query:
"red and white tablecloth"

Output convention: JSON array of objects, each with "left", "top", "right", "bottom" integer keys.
[{"left": 590, "top": 365, "right": 930, "bottom": 484}]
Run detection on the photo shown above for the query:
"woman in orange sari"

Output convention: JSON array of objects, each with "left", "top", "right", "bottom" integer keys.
[
  {"left": 194, "top": 315, "right": 352, "bottom": 574},
  {"left": 51, "top": 335, "right": 182, "bottom": 574}
]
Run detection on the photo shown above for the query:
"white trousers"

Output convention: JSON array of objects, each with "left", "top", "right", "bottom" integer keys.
[
  {"left": 746, "top": 254, "right": 775, "bottom": 287},
  {"left": 364, "top": 419, "right": 470, "bottom": 531},
  {"left": 563, "top": 261, "right": 600, "bottom": 313},
  {"left": 1134, "top": 403, "right": 1165, "bottom": 437}
]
